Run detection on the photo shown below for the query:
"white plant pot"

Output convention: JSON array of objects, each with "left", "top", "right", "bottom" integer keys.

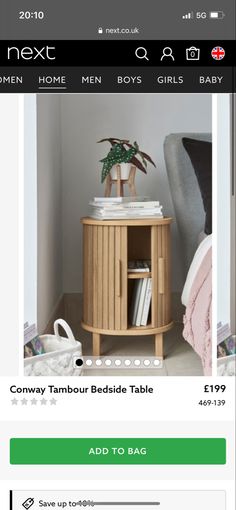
[{"left": 110, "top": 163, "right": 132, "bottom": 180}]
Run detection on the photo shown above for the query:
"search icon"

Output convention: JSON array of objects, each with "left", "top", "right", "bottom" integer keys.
[{"left": 135, "top": 47, "right": 149, "bottom": 61}]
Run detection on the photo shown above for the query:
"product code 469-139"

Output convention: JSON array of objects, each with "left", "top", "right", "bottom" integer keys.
[{"left": 198, "top": 399, "right": 226, "bottom": 406}]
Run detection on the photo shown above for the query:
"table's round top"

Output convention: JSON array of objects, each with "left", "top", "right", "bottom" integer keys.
[{"left": 81, "top": 216, "right": 173, "bottom": 226}]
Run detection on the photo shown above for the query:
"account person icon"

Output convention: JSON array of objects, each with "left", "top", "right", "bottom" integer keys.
[{"left": 160, "top": 47, "right": 175, "bottom": 61}]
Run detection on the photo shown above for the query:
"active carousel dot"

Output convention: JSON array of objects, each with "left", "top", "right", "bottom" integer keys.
[{"left": 75, "top": 358, "right": 83, "bottom": 367}]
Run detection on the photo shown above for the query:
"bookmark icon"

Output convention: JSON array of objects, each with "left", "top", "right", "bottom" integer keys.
[{"left": 22, "top": 498, "right": 35, "bottom": 509}]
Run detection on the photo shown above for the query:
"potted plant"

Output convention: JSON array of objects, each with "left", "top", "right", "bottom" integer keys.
[{"left": 98, "top": 137, "right": 156, "bottom": 183}]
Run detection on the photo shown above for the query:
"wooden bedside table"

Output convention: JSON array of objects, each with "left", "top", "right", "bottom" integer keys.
[{"left": 81, "top": 217, "right": 173, "bottom": 358}]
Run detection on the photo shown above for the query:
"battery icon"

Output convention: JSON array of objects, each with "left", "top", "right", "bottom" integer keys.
[{"left": 209, "top": 11, "right": 225, "bottom": 19}]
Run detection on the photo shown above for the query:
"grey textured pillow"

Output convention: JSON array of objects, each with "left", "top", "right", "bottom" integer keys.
[{"left": 182, "top": 137, "right": 212, "bottom": 234}]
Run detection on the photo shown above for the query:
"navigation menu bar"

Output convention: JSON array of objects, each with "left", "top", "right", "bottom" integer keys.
[{"left": 0, "top": 67, "right": 233, "bottom": 93}]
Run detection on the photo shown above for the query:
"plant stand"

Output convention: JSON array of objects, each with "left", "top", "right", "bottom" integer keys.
[
  {"left": 105, "top": 164, "right": 137, "bottom": 197},
  {"left": 81, "top": 217, "right": 173, "bottom": 358}
]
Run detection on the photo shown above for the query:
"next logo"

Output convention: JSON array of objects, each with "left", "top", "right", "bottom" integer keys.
[{"left": 7, "top": 46, "right": 56, "bottom": 60}]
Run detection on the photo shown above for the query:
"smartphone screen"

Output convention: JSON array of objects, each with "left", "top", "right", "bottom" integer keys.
[{"left": 0, "top": 1, "right": 235, "bottom": 509}]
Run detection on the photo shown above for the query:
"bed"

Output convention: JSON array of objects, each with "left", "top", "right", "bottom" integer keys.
[{"left": 164, "top": 133, "right": 212, "bottom": 375}]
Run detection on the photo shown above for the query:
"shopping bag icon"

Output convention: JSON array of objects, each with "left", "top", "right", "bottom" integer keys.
[{"left": 186, "top": 46, "right": 200, "bottom": 60}]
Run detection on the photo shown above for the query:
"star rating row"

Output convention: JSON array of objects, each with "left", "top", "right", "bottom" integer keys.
[{"left": 11, "top": 398, "right": 57, "bottom": 405}]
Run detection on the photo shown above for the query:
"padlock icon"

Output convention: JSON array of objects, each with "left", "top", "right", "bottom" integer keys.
[{"left": 98, "top": 27, "right": 103, "bottom": 34}]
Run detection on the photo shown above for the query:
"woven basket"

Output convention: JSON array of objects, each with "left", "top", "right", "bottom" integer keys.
[{"left": 24, "top": 319, "right": 82, "bottom": 376}]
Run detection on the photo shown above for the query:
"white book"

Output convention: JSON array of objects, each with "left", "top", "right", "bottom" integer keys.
[
  {"left": 122, "top": 201, "right": 160, "bottom": 209},
  {"left": 24, "top": 323, "right": 38, "bottom": 345},
  {"left": 93, "top": 197, "right": 124, "bottom": 203},
  {"left": 130, "top": 279, "right": 143, "bottom": 326},
  {"left": 91, "top": 209, "right": 163, "bottom": 216},
  {"left": 93, "top": 196, "right": 149, "bottom": 203},
  {"left": 129, "top": 268, "right": 149, "bottom": 272},
  {"left": 124, "top": 210, "right": 162, "bottom": 215},
  {"left": 89, "top": 200, "right": 134, "bottom": 206},
  {"left": 141, "top": 278, "right": 152, "bottom": 326},
  {"left": 91, "top": 207, "right": 162, "bottom": 214},
  {"left": 135, "top": 208, "right": 162, "bottom": 213},
  {"left": 90, "top": 204, "right": 162, "bottom": 212},
  {"left": 135, "top": 278, "right": 148, "bottom": 327},
  {"left": 217, "top": 322, "right": 232, "bottom": 345}
]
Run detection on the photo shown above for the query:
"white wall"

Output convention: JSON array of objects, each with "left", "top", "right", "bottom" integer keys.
[
  {"left": 60, "top": 94, "right": 212, "bottom": 293},
  {"left": 0, "top": 95, "right": 19, "bottom": 375},
  {"left": 216, "top": 95, "right": 231, "bottom": 326},
  {"left": 37, "top": 95, "right": 63, "bottom": 333},
  {"left": 24, "top": 95, "right": 37, "bottom": 326}
]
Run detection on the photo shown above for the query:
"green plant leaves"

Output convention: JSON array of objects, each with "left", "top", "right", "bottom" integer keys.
[
  {"left": 122, "top": 147, "right": 137, "bottom": 162},
  {"left": 99, "top": 139, "right": 156, "bottom": 182},
  {"left": 100, "top": 143, "right": 137, "bottom": 182},
  {"left": 101, "top": 159, "right": 114, "bottom": 182}
]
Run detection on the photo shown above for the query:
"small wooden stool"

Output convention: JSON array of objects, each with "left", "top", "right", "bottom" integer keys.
[{"left": 105, "top": 164, "right": 136, "bottom": 197}]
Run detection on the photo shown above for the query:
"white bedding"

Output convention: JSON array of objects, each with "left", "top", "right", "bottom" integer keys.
[{"left": 181, "top": 234, "right": 212, "bottom": 306}]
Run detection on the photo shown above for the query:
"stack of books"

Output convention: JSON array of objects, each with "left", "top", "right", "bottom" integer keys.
[
  {"left": 130, "top": 276, "right": 152, "bottom": 327},
  {"left": 128, "top": 260, "right": 151, "bottom": 273},
  {"left": 89, "top": 197, "right": 163, "bottom": 220}
]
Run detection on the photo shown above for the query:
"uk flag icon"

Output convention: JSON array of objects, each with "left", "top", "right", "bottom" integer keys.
[{"left": 211, "top": 46, "right": 225, "bottom": 60}]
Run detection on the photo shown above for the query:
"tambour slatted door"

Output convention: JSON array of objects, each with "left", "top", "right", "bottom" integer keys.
[
  {"left": 83, "top": 223, "right": 127, "bottom": 331},
  {"left": 151, "top": 224, "right": 171, "bottom": 328}
]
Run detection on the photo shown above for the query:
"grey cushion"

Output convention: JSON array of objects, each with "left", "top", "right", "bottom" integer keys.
[
  {"left": 164, "top": 133, "right": 212, "bottom": 278},
  {"left": 182, "top": 137, "right": 212, "bottom": 235}
]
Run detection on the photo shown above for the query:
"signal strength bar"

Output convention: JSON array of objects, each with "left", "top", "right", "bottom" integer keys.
[{"left": 182, "top": 12, "right": 194, "bottom": 19}]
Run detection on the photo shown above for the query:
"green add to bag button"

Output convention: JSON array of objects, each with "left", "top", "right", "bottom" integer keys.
[{"left": 10, "top": 438, "right": 226, "bottom": 465}]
